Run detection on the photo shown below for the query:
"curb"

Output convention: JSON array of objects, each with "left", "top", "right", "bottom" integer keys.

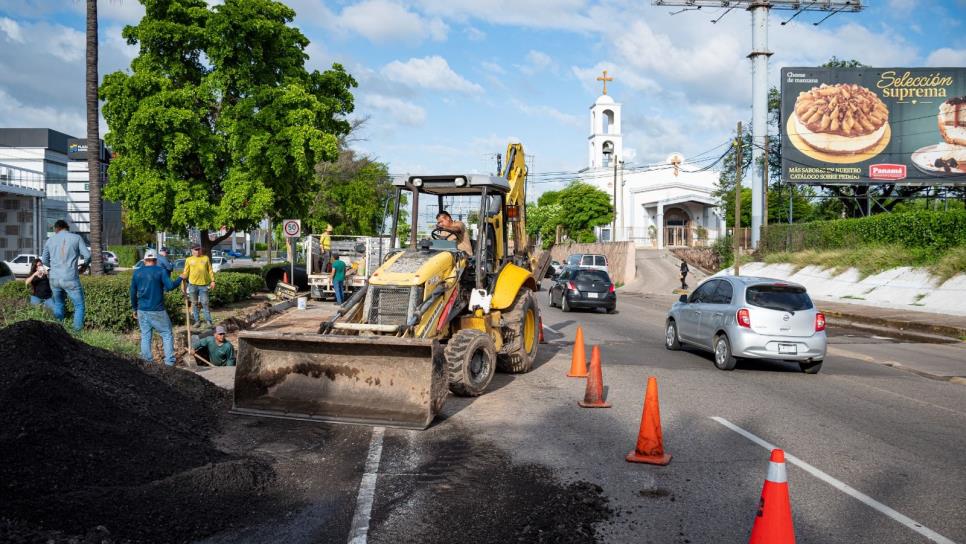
[
  {"left": 821, "top": 308, "right": 966, "bottom": 341},
  {"left": 827, "top": 346, "right": 966, "bottom": 384}
]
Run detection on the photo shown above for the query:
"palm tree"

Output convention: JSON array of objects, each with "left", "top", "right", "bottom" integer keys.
[{"left": 87, "top": 0, "right": 103, "bottom": 275}]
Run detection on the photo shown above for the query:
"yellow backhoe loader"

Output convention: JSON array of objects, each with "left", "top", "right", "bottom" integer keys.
[{"left": 232, "top": 143, "right": 552, "bottom": 429}]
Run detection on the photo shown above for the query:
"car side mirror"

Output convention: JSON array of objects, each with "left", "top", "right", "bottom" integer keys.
[{"left": 679, "top": 294, "right": 688, "bottom": 304}]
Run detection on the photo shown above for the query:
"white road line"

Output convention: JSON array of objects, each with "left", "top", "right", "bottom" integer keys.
[
  {"left": 347, "top": 426, "right": 385, "bottom": 544},
  {"left": 542, "top": 323, "right": 560, "bottom": 333},
  {"left": 710, "top": 416, "right": 958, "bottom": 544}
]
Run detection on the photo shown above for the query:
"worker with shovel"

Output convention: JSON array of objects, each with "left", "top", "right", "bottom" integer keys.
[
  {"left": 130, "top": 249, "right": 183, "bottom": 366},
  {"left": 189, "top": 325, "right": 235, "bottom": 367}
]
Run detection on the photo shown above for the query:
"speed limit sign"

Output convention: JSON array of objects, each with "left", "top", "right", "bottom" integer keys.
[{"left": 282, "top": 219, "right": 301, "bottom": 238}]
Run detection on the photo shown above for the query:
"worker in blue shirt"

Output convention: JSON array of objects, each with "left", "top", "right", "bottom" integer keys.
[
  {"left": 157, "top": 246, "right": 174, "bottom": 274},
  {"left": 130, "top": 249, "right": 183, "bottom": 366},
  {"left": 41, "top": 219, "right": 90, "bottom": 331}
]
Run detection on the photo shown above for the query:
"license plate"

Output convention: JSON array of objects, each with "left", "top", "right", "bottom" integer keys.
[
  {"left": 778, "top": 344, "right": 797, "bottom": 354},
  {"left": 587, "top": 292, "right": 598, "bottom": 299}
]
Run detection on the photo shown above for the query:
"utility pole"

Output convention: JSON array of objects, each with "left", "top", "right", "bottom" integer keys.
[
  {"left": 612, "top": 158, "right": 618, "bottom": 242},
  {"left": 650, "top": 0, "right": 863, "bottom": 249},
  {"left": 762, "top": 135, "right": 769, "bottom": 228},
  {"left": 734, "top": 122, "right": 743, "bottom": 277}
]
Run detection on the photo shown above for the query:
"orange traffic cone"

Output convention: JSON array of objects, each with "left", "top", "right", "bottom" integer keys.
[
  {"left": 538, "top": 316, "right": 546, "bottom": 344},
  {"left": 626, "top": 376, "right": 671, "bottom": 465},
  {"left": 579, "top": 346, "right": 611, "bottom": 408},
  {"left": 283, "top": 271, "right": 289, "bottom": 285},
  {"left": 567, "top": 326, "right": 588, "bottom": 377},
  {"left": 749, "top": 449, "right": 795, "bottom": 544}
]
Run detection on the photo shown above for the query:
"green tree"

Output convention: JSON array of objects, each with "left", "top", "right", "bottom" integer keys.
[
  {"left": 310, "top": 149, "right": 392, "bottom": 235},
  {"left": 86, "top": 0, "right": 104, "bottom": 274},
  {"left": 101, "top": 0, "right": 356, "bottom": 254},
  {"left": 557, "top": 181, "right": 614, "bottom": 243}
]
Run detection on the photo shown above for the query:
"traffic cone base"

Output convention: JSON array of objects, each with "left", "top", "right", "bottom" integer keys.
[
  {"left": 625, "top": 451, "right": 672, "bottom": 465},
  {"left": 567, "top": 326, "right": 588, "bottom": 377},
  {"left": 579, "top": 345, "right": 611, "bottom": 408}
]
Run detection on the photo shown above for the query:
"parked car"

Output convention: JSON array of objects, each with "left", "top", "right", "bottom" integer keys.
[
  {"left": 211, "top": 256, "right": 226, "bottom": 273},
  {"left": 566, "top": 253, "right": 609, "bottom": 272},
  {"left": 548, "top": 267, "right": 617, "bottom": 313},
  {"left": 545, "top": 260, "right": 563, "bottom": 279},
  {"left": 102, "top": 251, "right": 119, "bottom": 267},
  {"left": 665, "top": 276, "right": 826, "bottom": 374},
  {"left": 0, "top": 261, "right": 14, "bottom": 286},
  {"left": 173, "top": 259, "right": 186, "bottom": 274},
  {"left": 78, "top": 254, "right": 114, "bottom": 275},
  {"left": 4, "top": 254, "right": 39, "bottom": 276},
  {"left": 224, "top": 249, "right": 245, "bottom": 258}
]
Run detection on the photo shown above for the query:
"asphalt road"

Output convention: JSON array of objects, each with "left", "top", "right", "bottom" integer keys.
[{"left": 201, "top": 280, "right": 966, "bottom": 544}]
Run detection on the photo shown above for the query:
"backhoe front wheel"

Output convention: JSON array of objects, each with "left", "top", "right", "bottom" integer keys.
[
  {"left": 445, "top": 329, "right": 497, "bottom": 397},
  {"left": 498, "top": 289, "right": 539, "bottom": 374}
]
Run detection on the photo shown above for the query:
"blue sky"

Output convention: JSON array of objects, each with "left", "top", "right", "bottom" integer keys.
[{"left": 1, "top": 0, "right": 964, "bottom": 194}]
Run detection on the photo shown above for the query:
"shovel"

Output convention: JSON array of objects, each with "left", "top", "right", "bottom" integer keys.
[{"left": 184, "top": 297, "right": 213, "bottom": 367}]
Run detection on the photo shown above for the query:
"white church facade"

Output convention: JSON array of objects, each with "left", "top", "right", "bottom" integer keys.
[{"left": 581, "top": 76, "right": 726, "bottom": 249}]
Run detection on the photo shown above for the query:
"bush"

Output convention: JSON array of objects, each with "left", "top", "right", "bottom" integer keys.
[
  {"left": 712, "top": 235, "right": 734, "bottom": 270},
  {"left": 760, "top": 211, "right": 966, "bottom": 254},
  {"left": 108, "top": 245, "right": 143, "bottom": 267},
  {"left": 209, "top": 272, "right": 264, "bottom": 306},
  {"left": 226, "top": 266, "right": 263, "bottom": 276}
]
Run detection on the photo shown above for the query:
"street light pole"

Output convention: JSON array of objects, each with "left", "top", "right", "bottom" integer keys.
[{"left": 612, "top": 157, "right": 618, "bottom": 241}]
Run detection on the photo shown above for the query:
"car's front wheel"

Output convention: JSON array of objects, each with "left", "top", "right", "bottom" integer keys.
[
  {"left": 713, "top": 334, "right": 737, "bottom": 371},
  {"left": 561, "top": 295, "right": 571, "bottom": 313},
  {"left": 665, "top": 320, "right": 681, "bottom": 350},
  {"left": 799, "top": 359, "right": 823, "bottom": 374}
]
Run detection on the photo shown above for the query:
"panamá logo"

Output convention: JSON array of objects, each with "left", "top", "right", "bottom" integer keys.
[{"left": 869, "top": 164, "right": 907, "bottom": 181}]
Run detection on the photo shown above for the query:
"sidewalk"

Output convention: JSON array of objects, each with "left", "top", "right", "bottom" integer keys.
[{"left": 818, "top": 299, "right": 966, "bottom": 340}]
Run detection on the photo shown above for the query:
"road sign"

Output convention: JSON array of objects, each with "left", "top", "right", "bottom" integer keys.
[{"left": 283, "top": 219, "right": 301, "bottom": 238}]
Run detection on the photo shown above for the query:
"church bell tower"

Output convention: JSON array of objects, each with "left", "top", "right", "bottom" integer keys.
[{"left": 588, "top": 70, "right": 622, "bottom": 170}]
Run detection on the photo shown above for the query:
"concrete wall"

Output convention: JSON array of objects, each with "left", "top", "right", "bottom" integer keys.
[{"left": 543, "top": 241, "right": 637, "bottom": 284}]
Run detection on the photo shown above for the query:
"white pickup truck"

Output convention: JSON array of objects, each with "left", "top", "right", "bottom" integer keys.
[{"left": 304, "top": 235, "right": 391, "bottom": 301}]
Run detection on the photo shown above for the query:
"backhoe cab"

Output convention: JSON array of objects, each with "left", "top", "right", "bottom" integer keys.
[{"left": 233, "top": 144, "right": 541, "bottom": 429}]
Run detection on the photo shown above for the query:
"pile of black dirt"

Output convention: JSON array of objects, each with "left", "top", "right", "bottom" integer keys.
[{"left": 0, "top": 320, "right": 277, "bottom": 543}]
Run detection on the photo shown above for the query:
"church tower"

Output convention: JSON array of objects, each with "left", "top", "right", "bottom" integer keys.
[{"left": 588, "top": 70, "right": 622, "bottom": 170}]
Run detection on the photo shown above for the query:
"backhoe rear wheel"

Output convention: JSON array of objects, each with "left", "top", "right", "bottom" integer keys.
[
  {"left": 498, "top": 289, "right": 539, "bottom": 374},
  {"left": 445, "top": 329, "right": 497, "bottom": 397}
]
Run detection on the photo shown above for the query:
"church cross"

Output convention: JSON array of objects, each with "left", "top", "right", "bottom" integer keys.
[{"left": 596, "top": 70, "right": 614, "bottom": 95}]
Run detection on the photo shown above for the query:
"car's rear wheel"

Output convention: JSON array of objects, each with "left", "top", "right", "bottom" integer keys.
[
  {"left": 713, "top": 334, "right": 737, "bottom": 371},
  {"left": 665, "top": 320, "right": 681, "bottom": 350},
  {"left": 548, "top": 290, "right": 556, "bottom": 308},
  {"left": 561, "top": 296, "right": 571, "bottom": 313},
  {"left": 799, "top": 359, "right": 823, "bottom": 374}
]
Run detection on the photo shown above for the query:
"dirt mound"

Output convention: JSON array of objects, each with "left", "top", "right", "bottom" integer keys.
[{"left": 0, "top": 320, "right": 276, "bottom": 542}]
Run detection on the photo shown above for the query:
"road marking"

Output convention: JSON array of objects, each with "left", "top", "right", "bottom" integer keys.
[
  {"left": 347, "top": 426, "right": 385, "bottom": 544},
  {"left": 542, "top": 323, "right": 560, "bottom": 333},
  {"left": 710, "top": 417, "right": 958, "bottom": 544}
]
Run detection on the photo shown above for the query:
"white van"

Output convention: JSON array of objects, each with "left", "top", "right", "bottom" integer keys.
[{"left": 566, "top": 253, "right": 609, "bottom": 273}]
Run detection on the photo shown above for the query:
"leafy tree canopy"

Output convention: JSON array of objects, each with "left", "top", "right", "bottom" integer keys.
[
  {"left": 309, "top": 149, "right": 392, "bottom": 236},
  {"left": 526, "top": 182, "right": 613, "bottom": 245},
  {"left": 101, "top": 0, "right": 356, "bottom": 250}
]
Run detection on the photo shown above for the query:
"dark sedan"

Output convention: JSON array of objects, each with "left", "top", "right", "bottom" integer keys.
[{"left": 547, "top": 267, "right": 617, "bottom": 313}]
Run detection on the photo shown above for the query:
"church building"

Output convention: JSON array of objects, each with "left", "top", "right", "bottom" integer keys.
[{"left": 581, "top": 72, "right": 726, "bottom": 249}]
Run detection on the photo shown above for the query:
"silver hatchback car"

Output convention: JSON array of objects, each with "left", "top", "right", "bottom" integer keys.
[{"left": 665, "top": 276, "right": 827, "bottom": 374}]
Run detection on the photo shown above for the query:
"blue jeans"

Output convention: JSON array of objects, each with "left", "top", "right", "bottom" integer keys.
[
  {"left": 49, "top": 277, "right": 85, "bottom": 331},
  {"left": 187, "top": 284, "right": 212, "bottom": 324},
  {"left": 138, "top": 310, "right": 175, "bottom": 366},
  {"left": 30, "top": 295, "right": 56, "bottom": 311},
  {"left": 333, "top": 279, "right": 344, "bottom": 304}
]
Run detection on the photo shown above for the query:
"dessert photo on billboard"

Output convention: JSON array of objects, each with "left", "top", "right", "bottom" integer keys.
[
  {"left": 911, "top": 96, "right": 966, "bottom": 176},
  {"left": 788, "top": 83, "right": 891, "bottom": 163}
]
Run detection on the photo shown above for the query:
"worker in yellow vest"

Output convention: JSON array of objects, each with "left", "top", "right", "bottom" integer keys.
[{"left": 319, "top": 224, "right": 333, "bottom": 273}]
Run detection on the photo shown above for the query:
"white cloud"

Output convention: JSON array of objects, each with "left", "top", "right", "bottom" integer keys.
[
  {"left": 46, "top": 26, "right": 86, "bottom": 63},
  {"left": 887, "top": 0, "right": 919, "bottom": 13},
  {"left": 0, "top": 17, "right": 24, "bottom": 43},
  {"left": 381, "top": 56, "right": 483, "bottom": 93},
  {"left": 571, "top": 63, "right": 661, "bottom": 94},
  {"left": 0, "top": 88, "right": 85, "bottom": 136},
  {"left": 925, "top": 48, "right": 966, "bottom": 67},
  {"left": 361, "top": 94, "right": 427, "bottom": 126},
  {"left": 338, "top": 0, "right": 447, "bottom": 43},
  {"left": 464, "top": 27, "right": 486, "bottom": 41},
  {"left": 513, "top": 100, "right": 581, "bottom": 127},
  {"left": 518, "top": 50, "right": 554, "bottom": 75},
  {"left": 414, "top": 0, "right": 595, "bottom": 31}
]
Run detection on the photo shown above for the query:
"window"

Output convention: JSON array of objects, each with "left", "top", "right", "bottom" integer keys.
[
  {"left": 689, "top": 280, "right": 718, "bottom": 303},
  {"left": 567, "top": 255, "right": 580, "bottom": 266},
  {"left": 710, "top": 280, "right": 734, "bottom": 305},
  {"left": 594, "top": 255, "right": 607, "bottom": 267},
  {"left": 558, "top": 269, "right": 571, "bottom": 280},
  {"left": 746, "top": 284, "right": 813, "bottom": 312},
  {"left": 582, "top": 256, "right": 594, "bottom": 266},
  {"left": 13, "top": 256, "right": 28, "bottom": 264},
  {"left": 574, "top": 270, "right": 610, "bottom": 283}
]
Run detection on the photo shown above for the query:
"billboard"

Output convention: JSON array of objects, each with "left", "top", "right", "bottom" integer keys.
[
  {"left": 67, "top": 138, "right": 107, "bottom": 161},
  {"left": 781, "top": 67, "right": 966, "bottom": 185}
]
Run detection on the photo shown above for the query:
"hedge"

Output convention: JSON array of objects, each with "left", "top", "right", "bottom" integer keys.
[
  {"left": 108, "top": 245, "right": 143, "bottom": 267},
  {"left": 760, "top": 211, "right": 966, "bottom": 254},
  {"left": 0, "top": 271, "right": 263, "bottom": 333}
]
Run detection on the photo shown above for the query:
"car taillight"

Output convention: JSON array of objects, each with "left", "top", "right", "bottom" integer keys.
[
  {"left": 736, "top": 308, "right": 751, "bottom": 328},
  {"left": 608, "top": 283, "right": 615, "bottom": 293},
  {"left": 567, "top": 281, "right": 577, "bottom": 291},
  {"left": 815, "top": 312, "right": 826, "bottom": 332}
]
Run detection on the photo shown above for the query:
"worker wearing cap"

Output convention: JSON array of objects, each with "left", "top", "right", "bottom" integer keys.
[
  {"left": 130, "top": 249, "right": 182, "bottom": 366},
  {"left": 157, "top": 246, "right": 174, "bottom": 274},
  {"left": 181, "top": 244, "right": 215, "bottom": 328},
  {"left": 318, "top": 224, "right": 333, "bottom": 273},
  {"left": 190, "top": 325, "right": 235, "bottom": 367}
]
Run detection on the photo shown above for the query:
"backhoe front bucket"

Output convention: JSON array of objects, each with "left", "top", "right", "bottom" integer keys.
[{"left": 232, "top": 331, "right": 448, "bottom": 429}]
